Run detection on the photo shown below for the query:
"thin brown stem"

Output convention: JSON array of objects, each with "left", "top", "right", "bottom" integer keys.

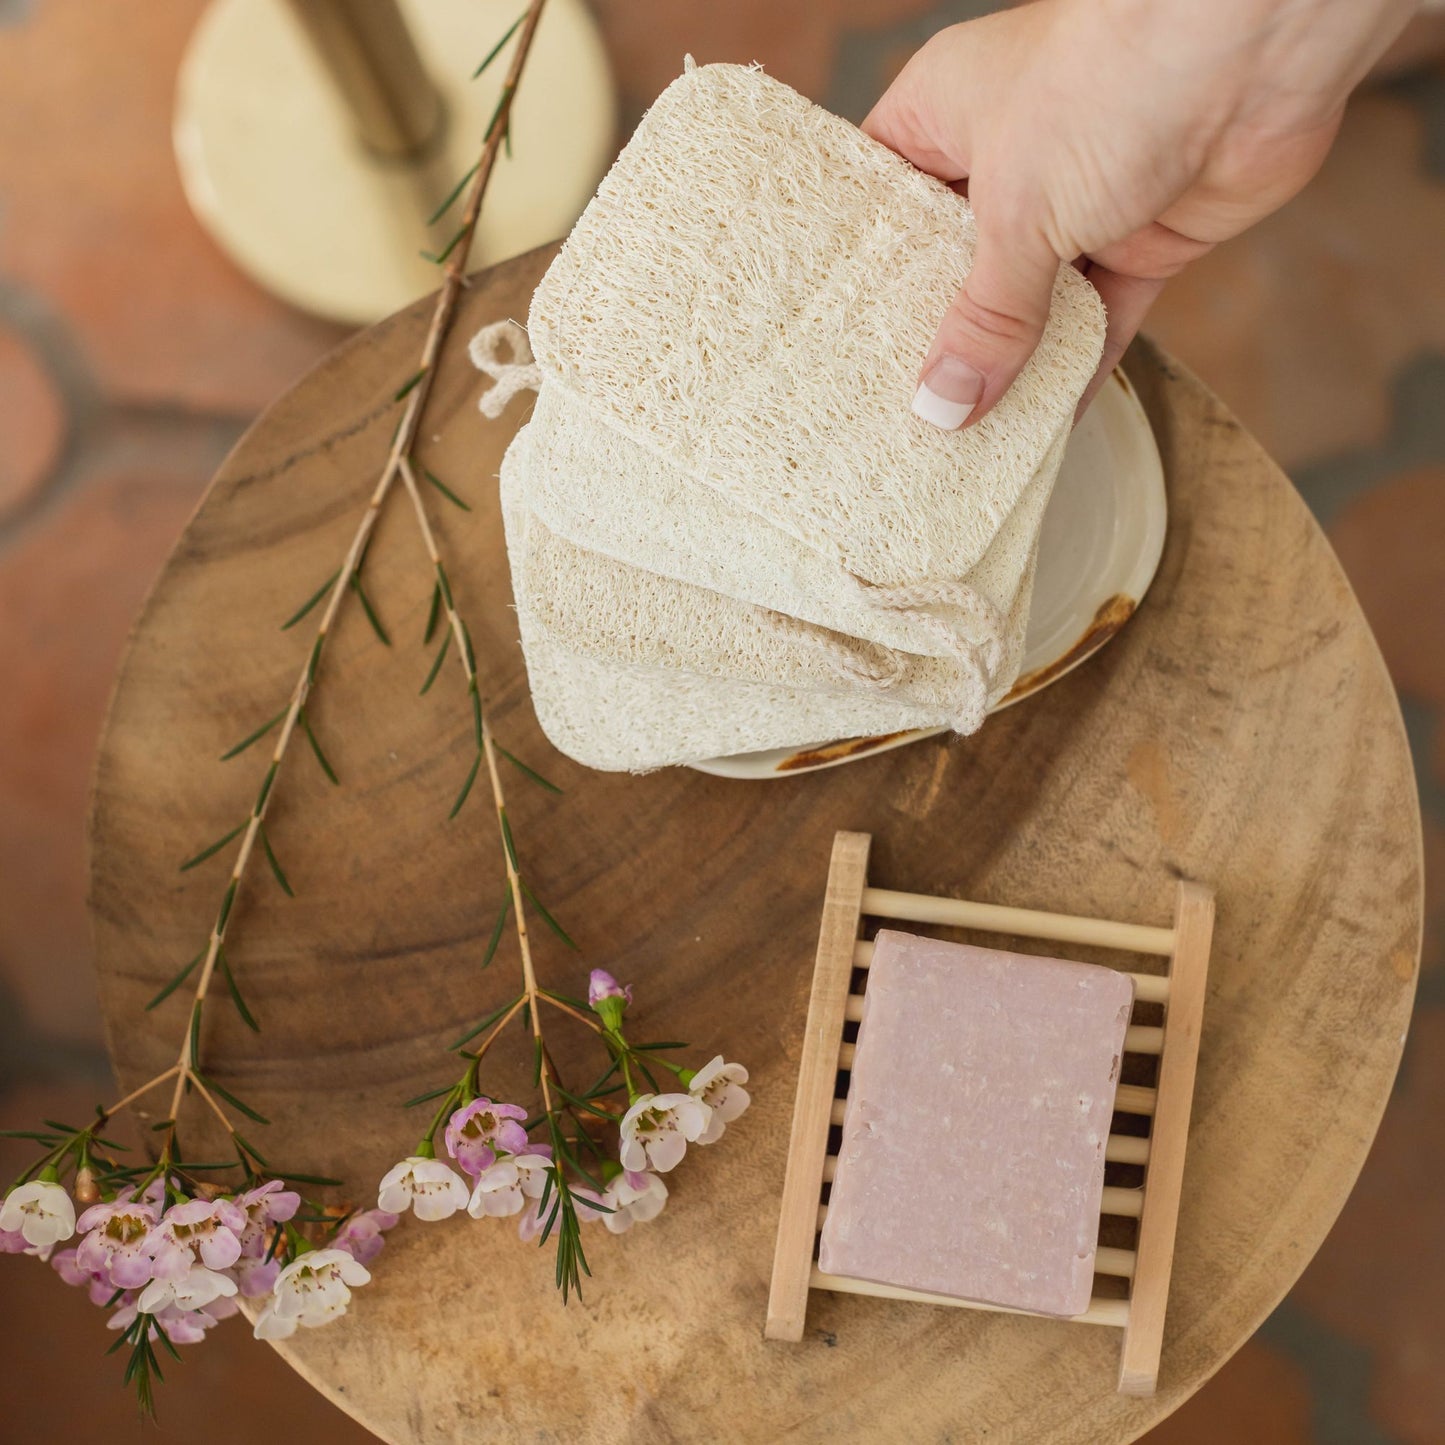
[
  {"left": 97, "top": 1067, "right": 179, "bottom": 1125},
  {"left": 538, "top": 994, "right": 602, "bottom": 1032},
  {"left": 471, "top": 997, "right": 528, "bottom": 1069},
  {"left": 184, "top": 1071, "right": 240, "bottom": 1140},
  {"left": 145, "top": 0, "right": 552, "bottom": 1165}
]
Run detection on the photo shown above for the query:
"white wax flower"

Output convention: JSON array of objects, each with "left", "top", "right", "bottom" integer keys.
[
  {"left": 377, "top": 1156, "right": 470, "bottom": 1221},
  {"left": 618, "top": 1093, "right": 712, "bottom": 1174},
  {"left": 688, "top": 1056, "right": 752, "bottom": 1144},
  {"left": 0, "top": 1180, "right": 76, "bottom": 1249}
]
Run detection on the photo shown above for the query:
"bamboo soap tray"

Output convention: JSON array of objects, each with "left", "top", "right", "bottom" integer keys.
[{"left": 765, "top": 831, "right": 1216, "bottom": 1396}]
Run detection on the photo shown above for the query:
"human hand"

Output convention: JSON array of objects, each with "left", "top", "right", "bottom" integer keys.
[{"left": 864, "top": 0, "right": 1416, "bottom": 429}]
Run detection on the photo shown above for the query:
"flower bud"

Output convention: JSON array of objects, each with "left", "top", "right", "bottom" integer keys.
[
  {"left": 73, "top": 1167, "right": 100, "bottom": 1205},
  {"left": 587, "top": 969, "right": 632, "bottom": 1031}
]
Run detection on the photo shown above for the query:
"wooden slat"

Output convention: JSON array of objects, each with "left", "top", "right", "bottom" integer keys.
[
  {"left": 827, "top": 1106, "right": 1150, "bottom": 1163},
  {"left": 813, "top": 1200, "right": 1137, "bottom": 1286},
  {"left": 834, "top": 1037, "right": 1164, "bottom": 1078},
  {"left": 1094, "top": 1247, "right": 1136, "bottom": 1279},
  {"left": 1105, "top": 1134, "right": 1151, "bottom": 1166},
  {"left": 851, "top": 941, "right": 1170, "bottom": 1004},
  {"left": 822, "top": 1168, "right": 1144, "bottom": 1221},
  {"left": 1113, "top": 1085, "right": 1157, "bottom": 1118},
  {"left": 861, "top": 888, "right": 1176, "bottom": 956},
  {"left": 1100, "top": 1186, "right": 1144, "bottom": 1218},
  {"left": 809, "top": 1268, "right": 1132, "bottom": 1328},
  {"left": 765, "top": 832, "right": 872, "bottom": 1342},
  {"left": 1125, "top": 1025, "right": 1163, "bottom": 1055},
  {"left": 1118, "top": 882, "right": 1215, "bottom": 1395}
]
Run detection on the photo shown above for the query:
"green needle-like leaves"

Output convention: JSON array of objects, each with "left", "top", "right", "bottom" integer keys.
[
  {"left": 423, "top": 467, "right": 471, "bottom": 512},
  {"left": 216, "top": 948, "right": 260, "bottom": 1033},
  {"left": 449, "top": 991, "right": 525, "bottom": 1052},
  {"left": 449, "top": 752, "right": 481, "bottom": 819},
  {"left": 300, "top": 708, "right": 339, "bottom": 785},
  {"left": 496, "top": 744, "right": 561, "bottom": 794},
  {"left": 420, "top": 630, "right": 451, "bottom": 695},
  {"left": 521, "top": 876, "right": 577, "bottom": 950},
  {"left": 481, "top": 893, "right": 511, "bottom": 969},
  {"left": 394, "top": 367, "right": 427, "bottom": 402},
  {"left": 179, "top": 822, "right": 245, "bottom": 873},
  {"left": 473, "top": 11, "right": 525, "bottom": 76},
  {"left": 421, "top": 225, "right": 469, "bottom": 266},
  {"left": 259, "top": 825, "right": 294, "bottom": 897},
  {"left": 146, "top": 951, "right": 205, "bottom": 1011},
  {"left": 350, "top": 574, "right": 391, "bottom": 646},
  {"left": 424, "top": 581, "right": 442, "bottom": 644},
  {"left": 221, "top": 708, "right": 287, "bottom": 762},
  {"left": 282, "top": 571, "right": 338, "bottom": 631},
  {"left": 426, "top": 162, "right": 479, "bottom": 226},
  {"left": 198, "top": 1070, "right": 268, "bottom": 1124}
]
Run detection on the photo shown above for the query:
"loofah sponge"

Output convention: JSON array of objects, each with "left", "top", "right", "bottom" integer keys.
[
  {"left": 500, "top": 450, "right": 955, "bottom": 771},
  {"left": 478, "top": 61, "right": 1105, "bottom": 769},
  {"left": 522, "top": 381, "right": 1060, "bottom": 668},
  {"left": 528, "top": 62, "right": 1102, "bottom": 588},
  {"left": 506, "top": 424, "right": 1040, "bottom": 722}
]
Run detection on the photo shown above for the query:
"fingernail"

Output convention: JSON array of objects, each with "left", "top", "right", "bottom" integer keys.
[{"left": 911, "top": 356, "right": 984, "bottom": 430}]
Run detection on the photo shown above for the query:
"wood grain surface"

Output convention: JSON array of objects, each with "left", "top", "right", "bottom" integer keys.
[{"left": 88, "top": 243, "right": 1422, "bottom": 1444}]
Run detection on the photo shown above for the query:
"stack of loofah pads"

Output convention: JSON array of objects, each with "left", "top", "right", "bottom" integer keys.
[{"left": 487, "top": 61, "right": 1106, "bottom": 772}]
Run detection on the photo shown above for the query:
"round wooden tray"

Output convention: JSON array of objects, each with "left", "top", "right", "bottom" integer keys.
[{"left": 89, "top": 245, "right": 1422, "bottom": 1444}]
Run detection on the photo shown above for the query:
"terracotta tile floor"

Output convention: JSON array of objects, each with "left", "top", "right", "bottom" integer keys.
[{"left": 2, "top": 2, "right": 1441, "bottom": 1440}]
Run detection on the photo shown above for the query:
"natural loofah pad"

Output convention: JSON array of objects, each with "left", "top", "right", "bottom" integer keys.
[
  {"left": 521, "top": 381, "right": 1060, "bottom": 668},
  {"left": 528, "top": 62, "right": 1103, "bottom": 595},
  {"left": 478, "top": 62, "right": 1105, "bottom": 768},
  {"left": 506, "top": 425, "right": 1039, "bottom": 729},
  {"left": 500, "top": 457, "right": 953, "bottom": 771}
]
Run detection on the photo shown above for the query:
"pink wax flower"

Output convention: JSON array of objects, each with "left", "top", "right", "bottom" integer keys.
[
  {"left": 232, "top": 1180, "right": 301, "bottom": 1263},
  {"left": 110, "top": 1297, "right": 227, "bottom": 1346},
  {"left": 443, "top": 1098, "right": 530, "bottom": 1177},
  {"left": 517, "top": 1197, "right": 552, "bottom": 1243},
  {"left": 234, "top": 1180, "right": 301, "bottom": 1256},
  {"left": 466, "top": 1152, "right": 553, "bottom": 1219},
  {"left": 252, "top": 1248, "right": 370, "bottom": 1340},
  {"left": 144, "top": 1197, "right": 247, "bottom": 1281},
  {"left": 600, "top": 1170, "right": 669, "bottom": 1235},
  {"left": 137, "top": 1262, "right": 238, "bottom": 1316},
  {"left": 52, "top": 1246, "right": 117, "bottom": 1306},
  {"left": 331, "top": 1209, "right": 400, "bottom": 1266},
  {"left": 75, "top": 1195, "right": 160, "bottom": 1290},
  {"left": 232, "top": 1253, "right": 282, "bottom": 1299}
]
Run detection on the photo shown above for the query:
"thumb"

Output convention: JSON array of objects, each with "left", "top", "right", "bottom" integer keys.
[{"left": 913, "top": 213, "right": 1063, "bottom": 431}]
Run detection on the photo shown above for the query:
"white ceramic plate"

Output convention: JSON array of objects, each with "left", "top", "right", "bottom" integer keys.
[{"left": 690, "top": 368, "right": 1167, "bottom": 778}]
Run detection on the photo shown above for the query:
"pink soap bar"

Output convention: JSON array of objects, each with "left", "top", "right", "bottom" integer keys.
[{"left": 818, "top": 930, "right": 1134, "bottom": 1317}]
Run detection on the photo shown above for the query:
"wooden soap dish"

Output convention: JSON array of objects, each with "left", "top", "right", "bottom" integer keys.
[{"left": 765, "top": 831, "right": 1215, "bottom": 1396}]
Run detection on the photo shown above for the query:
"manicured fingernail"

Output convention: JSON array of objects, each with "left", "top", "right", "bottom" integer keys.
[{"left": 911, "top": 356, "right": 984, "bottom": 430}]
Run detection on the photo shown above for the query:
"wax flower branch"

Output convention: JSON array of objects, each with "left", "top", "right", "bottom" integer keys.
[
  {"left": 1, "top": 1105, "right": 400, "bottom": 1413},
  {"left": 0, "top": 5, "right": 553, "bottom": 1416},
  {"left": 379, "top": 966, "right": 750, "bottom": 1298}
]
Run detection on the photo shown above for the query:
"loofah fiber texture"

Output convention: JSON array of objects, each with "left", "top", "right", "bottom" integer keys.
[
  {"left": 500, "top": 449, "right": 966, "bottom": 772},
  {"left": 527, "top": 61, "right": 1103, "bottom": 597},
  {"left": 506, "top": 424, "right": 1041, "bottom": 726},
  {"left": 522, "top": 380, "right": 1061, "bottom": 666}
]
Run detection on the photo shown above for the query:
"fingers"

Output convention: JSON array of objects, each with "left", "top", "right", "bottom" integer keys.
[
  {"left": 912, "top": 210, "right": 1063, "bottom": 431},
  {"left": 1073, "top": 267, "right": 1165, "bottom": 419}
]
